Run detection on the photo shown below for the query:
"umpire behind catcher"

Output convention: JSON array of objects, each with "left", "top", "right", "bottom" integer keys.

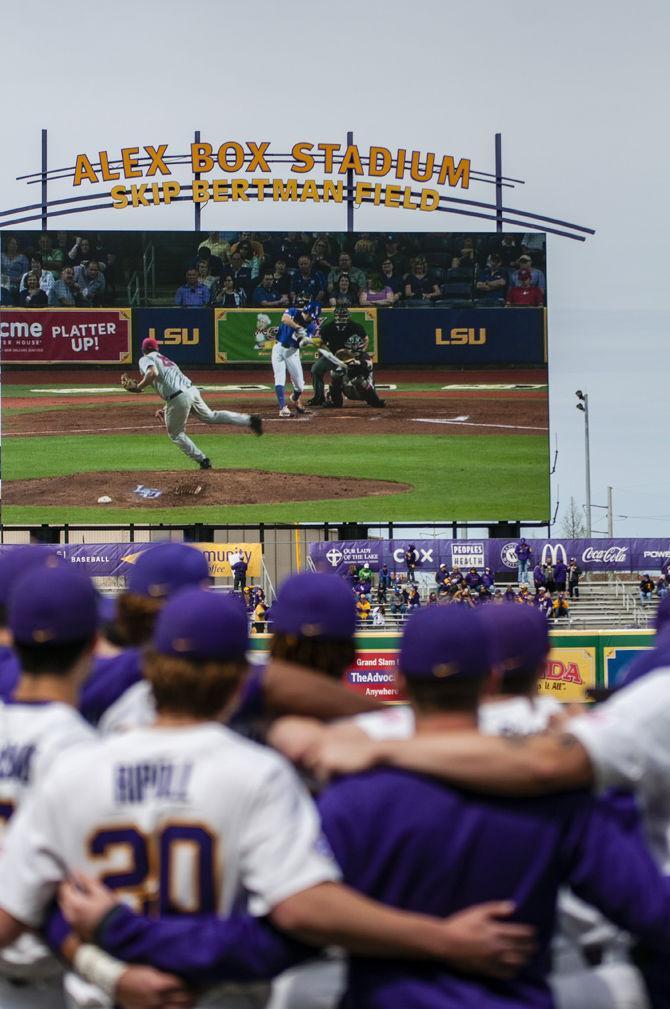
[{"left": 309, "top": 305, "right": 383, "bottom": 408}]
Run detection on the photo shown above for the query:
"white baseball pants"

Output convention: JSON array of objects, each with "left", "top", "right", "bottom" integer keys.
[
  {"left": 271, "top": 344, "right": 304, "bottom": 395},
  {"left": 164, "top": 387, "right": 249, "bottom": 463}
]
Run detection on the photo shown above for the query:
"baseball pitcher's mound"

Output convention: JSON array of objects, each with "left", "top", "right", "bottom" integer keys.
[{"left": 5, "top": 470, "right": 412, "bottom": 507}]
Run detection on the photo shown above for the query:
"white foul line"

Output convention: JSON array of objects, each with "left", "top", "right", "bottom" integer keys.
[{"left": 412, "top": 417, "right": 548, "bottom": 431}]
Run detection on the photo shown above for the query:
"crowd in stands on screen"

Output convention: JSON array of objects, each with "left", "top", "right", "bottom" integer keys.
[
  {"left": 506, "top": 269, "right": 544, "bottom": 307},
  {"left": 48, "top": 266, "right": 83, "bottom": 307},
  {"left": 18, "top": 272, "right": 48, "bottom": 307},
  {"left": 0, "top": 237, "right": 29, "bottom": 298},
  {"left": 329, "top": 272, "right": 359, "bottom": 308},
  {"left": 291, "top": 255, "right": 326, "bottom": 303},
  {"left": 215, "top": 274, "right": 247, "bottom": 307},
  {"left": 19, "top": 254, "right": 55, "bottom": 297},
  {"left": 197, "top": 231, "right": 231, "bottom": 263},
  {"left": 360, "top": 273, "right": 398, "bottom": 307},
  {"left": 404, "top": 256, "right": 441, "bottom": 304},
  {"left": 252, "top": 270, "right": 289, "bottom": 308}
]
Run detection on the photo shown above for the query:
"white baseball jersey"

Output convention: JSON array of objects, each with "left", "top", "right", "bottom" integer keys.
[
  {"left": 138, "top": 351, "right": 193, "bottom": 401},
  {"left": 97, "top": 680, "right": 154, "bottom": 736},
  {"left": 569, "top": 668, "right": 670, "bottom": 872},
  {"left": 0, "top": 701, "right": 94, "bottom": 987},
  {"left": 0, "top": 723, "right": 340, "bottom": 1007}
]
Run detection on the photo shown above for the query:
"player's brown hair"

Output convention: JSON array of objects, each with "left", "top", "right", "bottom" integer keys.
[
  {"left": 15, "top": 637, "right": 95, "bottom": 677},
  {"left": 269, "top": 633, "right": 356, "bottom": 681},
  {"left": 143, "top": 647, "right": 246, "bottom": 719},
  {"left": 114, "top": 593, "right": 164, "bottom": 647},
  {"left": 403, "top": 675, "right": 485, "bottom": 715}
]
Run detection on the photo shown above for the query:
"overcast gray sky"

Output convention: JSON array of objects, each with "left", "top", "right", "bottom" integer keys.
[{"left": 1, "top": 0, "right": 667, "bottom": 536}]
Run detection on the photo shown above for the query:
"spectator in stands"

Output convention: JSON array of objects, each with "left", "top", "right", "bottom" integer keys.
[
  {"left": 404, "top": 256, "right": 441, "bottom": 304},
  {"left": 656, "top": 576, "right": 669, "bottom": 599},
  {"left": 504, "top": 586, "right": 517, "bottom": 602},
  {"left": 236, "top": 238, "right": 262, "bottom": 281},
  {"left": 358, "top": 563, "right": 373, "bottom": 595},
  {"left": 19, "top": 253, "right": 55, "bottom": 297},
  {"left": 517, "top": 538, "right": 532, "bottom": 584},
  {"left": 435, "top": 563, "right": 449, "bottom": 591},
  {"left": 408, "top": 587, "right": 421, "bottom": 609},
  {"left": 553, "top": 592, "right": 570, "bottom": 619},
  {"left": 382, "top": 235, "right": 407, "bottom": 275},
  {"left": 535, "top": 587, "right": 553, "bottom": 619},
  {"left": 252, "top": 599, "right": 267, "bottom": 633},
  {"left": 544, "top": 561, "right": 556, "bottom": 595},
  {"left": 195, "top": 258, "right": 219, "bottom": 294},
  {"left": 464, "top": 568, "right": 481, "bottom": 591},
  {"left": 291, "top": 255, "right": 326, "bottom": 304},
  {"left": 352, "top": 233, "right": 378, "bottom": 267},
  {"left": 532, "top": 565, "right": 548, "bottom": 593},
  {"left": 1, "top": 237, "right": 29, "bottom": 298},
  {"left": 380, "top": 258, "right": 405, "bottom": 300},
  {"left": 68, "top": 236, "right": 95, "bottom": 266},
  {"left": 272, "top": 259, "right": 293, "bottom": 300},
  {"left": 481, "top": 567, "right": 495, "bottom": 591},
  {"left": 456, "top": 236, "right": 477, "bottom": 264},
  {"left": 198, "top": 231, "right": 231, "bottom": 264},
  {"left": 554, "top": 558, "right": 568, "bottom": 593},
  {"left": 356, "top": 592, "right": 371, "bottom": 622},
  {"left": 506, "top": 269, "right": 544, "bottom": 307},
  {"left": 390, "top": 586, "right": 407, "bottom": 617},
  {"left": 639, "top": 574, "right": 655, "bottom": 605},
  {"left": 49, "top": 265, "right": 82, "bottom": 307},
  {"left": 345, "top": 564, "right": 359, "bottom": 589},
  {"left": 492, "top": 589, "right": 505, "bottom": 604},
  {"left": 272, "top": 232, "right": 308, "bottom": 268},
  {"left": 231, "top": 232, "right": 265, "bottom": 260},
  {"left": 311, "top": 237, "right": 334, "bottom": 276},
  {"left": 214, "top": 274, "right": 246, "bottom": 307},
  {"left": 18, "top": 271, "right": 48, "bottom": 308},
  {"left": 428, "top": 591, "right": 438, "bottom": 606},
  {"left": 194, "top": 245, "right": 224, "bottom": 279},
  {"left": 74, "top": 260, "right": 106, "bottom": 307},
  {"left": 175, "top": 268, "right": 210, "bottom": 307},
  {"left": 371, "top": 603, "right": 386, "bottom": 627},
  {"left": 567, "top": 558, "right": 582, "bottom": 599},
  {"left": 478, "top": 585, "right": 492, "bottom": 604},
  {"left": 404, "top": 544, "right": 418, "bottom": 584},
  {"left": 327, "top": 252, "right": 366, "bottom": 296},
  {"left": 231, "top": 552, "right": 248, "bottom": 592},
  {"left": 511, "top": 254, "right": 546, "bottom": 293},
  {"left": 0, "top": 276, "right": 12, "bottom": 306},
  {"left": 223, "top": 251, "right": 252, "bottom": 297},
  {"left": 378, "top": 564, "right": 391, "bottom": 601},
  {"left": 496, "top": 234, "right": 522, "bottom": 266},
  {"left": 475, "top": 253, "right": 507, "bottom": 306},
  {"left": 359, "top": 272, "right": 397, "bottom": 307},
  {"left": 36, "top": 234, "right": 64, "bottom": 278},
  {"left": 252, "top": 270, "right": 288, "bottom": 308},
  {"left": 329, "top": 273, "right": 359, "bottom": 309}
]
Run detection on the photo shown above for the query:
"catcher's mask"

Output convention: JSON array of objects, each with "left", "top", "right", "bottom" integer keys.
[
  {"left": 334, "top": 305, "right": 351, "bottom": 328},
  {"left": 142, "top": 337, "right": 160, "bottom": 354}
]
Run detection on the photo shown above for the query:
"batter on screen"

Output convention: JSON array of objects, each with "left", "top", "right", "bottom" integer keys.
[
  {"left": 272, "top": 297, "right": 320, "bottom": 418},
  {"left": 122, "top": 337, "right": 262, "bottom": 470}
]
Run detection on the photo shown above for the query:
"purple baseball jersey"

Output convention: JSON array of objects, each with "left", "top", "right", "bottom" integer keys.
[
  {"left": 0, "top": 645, "right": 20, "bottom": 701},
  {"left": 318, "top": 769, "right": 670, "bottom": 1009}
]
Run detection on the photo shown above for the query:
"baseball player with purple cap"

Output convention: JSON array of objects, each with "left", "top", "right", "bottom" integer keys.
[
  {"left": 123, "top": 337, "right": 262, "bottom": 470},
  {"left": 0, "top": 589, "right": 539, "bottom": 1009},
  {"left": 0, "top": 565, "right": 182, "bottom": 1009},
  {"left": 79, "top": 542, "right": 211, "bottom": 732},
  {"left": 0, "top": 546, "right": 66, "bottom": 702},
  {"left": 310, "top": 605, "right": 670, "bottom": 1009}
]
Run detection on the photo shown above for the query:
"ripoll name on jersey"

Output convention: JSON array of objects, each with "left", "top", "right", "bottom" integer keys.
[{"left": 111, "top": 178, "right": 442, "bottom": 211}]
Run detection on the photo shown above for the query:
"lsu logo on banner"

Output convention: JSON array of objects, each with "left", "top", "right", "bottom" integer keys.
[
  {"left": 147, "top": 327, "right": 201, "bottom": 346},
  {"left": 537, "top": 647, "right": 596, "bottom": 702},
  {"left": 435, "top": 327, "right": 487, "bottom": 346}
]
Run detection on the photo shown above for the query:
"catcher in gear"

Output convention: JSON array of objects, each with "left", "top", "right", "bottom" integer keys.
[
  {"left": 122, "top": 338, "right": 263, "bottom": 470},
  {"left": 322, "top": 347, "right": 385, "bottom": 408},
  {"left": 309, "top": 304, "right": 381, "bottom": 407}
]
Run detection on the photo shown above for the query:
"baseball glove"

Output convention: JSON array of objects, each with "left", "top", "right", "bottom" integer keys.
[
  {"left": 121, "top": 373, "right": 140, "bottom": 393},
  {"left": 336, "top": 349, "right": 358, "bottom": 365}
]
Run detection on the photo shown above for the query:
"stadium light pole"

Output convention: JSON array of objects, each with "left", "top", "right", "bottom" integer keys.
[{"left": 575, "top": 391, "right": 591, "bottom": 537}]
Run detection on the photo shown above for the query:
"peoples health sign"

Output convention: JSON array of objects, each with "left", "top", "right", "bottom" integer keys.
[{"left": 310, "top": 539, "right": 670, "bottom": 575}]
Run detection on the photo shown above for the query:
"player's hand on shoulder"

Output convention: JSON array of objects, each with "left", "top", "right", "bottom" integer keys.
[
  {"left": 305, "top": 736, "right": 381, "bottom": 782},
  {"left": 59, "top": 872, "right": 118, "bottom": 941},
  {"left": 267, "top": 716, "right": 325, "bottom": 765},
  {"left": 440, "top": 901, "right": 536, "bottom": 980},
  {"left": 116, "top": 965, "right": 195, "bottom": 1009}
]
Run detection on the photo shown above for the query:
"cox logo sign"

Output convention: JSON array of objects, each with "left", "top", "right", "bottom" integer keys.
[{"left": 501, "top": 543, "right": 519, "bottom": 569}]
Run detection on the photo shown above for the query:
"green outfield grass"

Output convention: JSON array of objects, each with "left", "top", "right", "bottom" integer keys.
[{"left": 2, "top": 433, "right": 549, "bottom": 523}]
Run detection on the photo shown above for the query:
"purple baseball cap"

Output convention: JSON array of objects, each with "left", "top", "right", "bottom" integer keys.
[
  {"left": 400, "top": 607, "right": 491, "bottom": 680},
  {"left": 0, "top": 546, "right": 65, "bottom": 608},
  {"left": 127, "top": 544, "right": 210, "bottom": 600},
  {"left": 271, "top": 573, "right": 356, "bottom": 639},
  {"left": 655, "top": 594, "right": 670, "bottom": 632},
  {"left": 480, "top": 603, "right": 549, "bottom": 677},
  {"left": 9, "top": 566, "right": 98, "bottom": 645},
  {"left": 153, "top": 588, "right": 248, "bottom": 661}
]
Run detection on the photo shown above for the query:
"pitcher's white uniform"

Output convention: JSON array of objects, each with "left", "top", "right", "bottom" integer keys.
[
  {"left": 139, "top": 351, "right": 250, "bottom": 464},
  {"left": 0, "top": 700, "right": 95, "bottom": 1009},
  {"left": 0, "top": 722, "right": 340, "bottom": 1009}
]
